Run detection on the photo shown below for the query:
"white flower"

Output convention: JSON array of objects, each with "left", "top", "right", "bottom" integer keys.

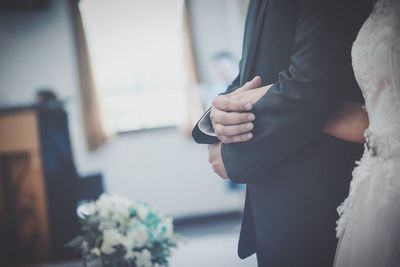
[
  {"left": 98, "top": 219, "right": 118, "bottom": 231},
  {"left": 121, "top": 234, "right": 135, "bottom": 259},
  {"left": 133, "top": 249, "right": 152, "bottom": 267},
  {"left": 137, "top": 205, "right": 149, "bottom": 220},
  {"left": 124, "top": 248, "right": 135, "bottom": 260},
  {"left": 97, "top": 194, "right": 133, "bottom": 221},
  {"left": 73, "top": 194, "right": 178, "bottom": 266},
  {"left": 129, "top": 225, "right": 149, "bottom": 247},
  {"left": 121, "top": 224, "right": 149, "bottom": 259},
  {"left": 101, "top": 229, "right": 124, "bottom": 255},
  {"left": 90, "top": 247, "right": 101, "bottom": 257}
]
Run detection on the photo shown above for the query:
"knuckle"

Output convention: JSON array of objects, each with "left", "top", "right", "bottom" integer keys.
[
  {"left": 226, "top": 101, "right": 232, "bottom": 110},
  {"left": 232, "top": 113, "right": 242, "bottom": 124},
  {"left": 214, "top": 124, "right": 220, "bottom": 133},
  {"left": 229, "top": 113, "right": 238, "bottom": 124},
  {"left": 209, "top": 111, "right": 215, "bottom": 121},
  {"left": 218, "top": 125, "right": 226, "bottom": 134},
  {"left": 212, "top": 97, "right": 219, "bottom": 105},
  {"left": 220, "top": 113, "right": 228, "bottom": 124},
  {"left": 236, "top": 127, "right": 244, "bottom": 135},
  {"left": 228, "top": 100, "right": 237, "bottom": 110},
  {"left": 230, "top": 136, "right": 239, "bottom": 143},
  {"left": 219, "top": 136, "right": 227, "bottom": 143},
  {"left": 223, "top": 137, "right": 232, "bottom": 144},
  {"left": 222, "top": 98, "right": 229, "bottom": 109},
  {"left": 228, "top": 127, "right": 237, "bottom": 136},
  {"left": 231, "top": 127, "right": 239, "bottom": 135},
  {"left": 212, "top": 97, "right": 222, "bottom": 108}
]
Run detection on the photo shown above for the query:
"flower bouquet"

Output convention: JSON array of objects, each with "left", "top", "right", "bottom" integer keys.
[{"left": 68, "top": 194, "right": 181, "bottom": 267}]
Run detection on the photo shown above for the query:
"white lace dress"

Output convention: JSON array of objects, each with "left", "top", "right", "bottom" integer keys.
[{"left": 334, "top": 0, "right": 400, "bottom": 266}]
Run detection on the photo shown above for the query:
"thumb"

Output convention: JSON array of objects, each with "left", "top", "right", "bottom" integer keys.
[{"left": 231, "top": 76, "right": 262, "bottom": 96}]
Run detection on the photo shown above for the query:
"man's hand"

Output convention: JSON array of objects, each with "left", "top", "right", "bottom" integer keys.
[
  {"left": 210, "top": 76, "right": 271, "bottom": 144},
  {"left": 208, "top": 143, "right": 228, "bottom": 179}
]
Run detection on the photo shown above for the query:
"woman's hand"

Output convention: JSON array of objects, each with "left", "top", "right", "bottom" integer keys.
[{"left": 323, "top": 101, "right": 369, "bottom": 143}]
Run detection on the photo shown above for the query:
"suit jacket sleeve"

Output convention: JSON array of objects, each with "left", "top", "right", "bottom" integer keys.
[
  {"left": 221, "top": 0, "right": 351, "bottom": 183},
  {"left": 192, "top": 73, "right": 241, "bottom": 144}
]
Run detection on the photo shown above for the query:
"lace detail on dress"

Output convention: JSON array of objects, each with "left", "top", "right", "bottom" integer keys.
[
  {"left": 336, "top": 0, "right": 400, "bottom": 237},
  {"left": 351, "top": 0, "right": 397, "bottom": 105},
  {"left": 336, "top": 129, "right": 400, "bottom": 237},
  {"left": 334, "top": 1, "right": 400, "bottom": 265},
  {"left": 336, "top": 148, "right": 368, "bottom": 237}
]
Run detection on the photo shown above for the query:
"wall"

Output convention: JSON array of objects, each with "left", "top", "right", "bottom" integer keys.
[
  {"left": 0, "top": 0, "right": 246, "bottom": 217},
  {"left": 188, "top": 0, "right": 247, "bottom": 83}
]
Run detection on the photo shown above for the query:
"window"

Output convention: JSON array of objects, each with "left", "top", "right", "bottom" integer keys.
[{"left": 80, "top": 0, "right": 185, "bottom": 133}]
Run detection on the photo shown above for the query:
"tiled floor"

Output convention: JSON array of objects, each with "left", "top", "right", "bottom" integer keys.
[
  {"left": 172, "top": 213, "right": 257, "bottom": 267},
  {"left": 170, "top": 232, "right": 257, "bottom": 267}
]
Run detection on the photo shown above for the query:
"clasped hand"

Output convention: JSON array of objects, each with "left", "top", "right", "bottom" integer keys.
[
  {"left": 211, "top": 76, "right": 271, "bottom": 144},
  {"left": 208, "top": 76, "right": 271, "bottom": 179}
]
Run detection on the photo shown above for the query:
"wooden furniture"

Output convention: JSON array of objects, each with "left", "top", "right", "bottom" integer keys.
[
  {"left": 0, "top": 108, "right": 51, "bottom": 266},
  {"left": 0, "top": 105, "right": 103, "bottom": 266}
]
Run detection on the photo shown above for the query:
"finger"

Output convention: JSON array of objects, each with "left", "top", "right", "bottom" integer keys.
[
  {"left": 210, "top": 108, "right": 255, "bottom": 126},
  {"left": 241, "top": 76, "right": 262, "bottom": 91},
  {"left": 214, "top": 122, "right": 254, "bottom": 137},
  {"left": 231, "top": 90, "right": 255, "bottom": 102},
  {"left": 212, "top": 95, "right": 252, "bottom": 112},
  {"left": 219, "top": 132, "right": 253, "bottom": 144},
  {"left": 208, "top": 150, "right": 213, "bottom": 164},
  {"left": 232, "top": 81, "right": 269, "bottom": 104},
  {"left": 208, "top": 144, "right": 216, "bottom": 152},
  {"left": 230, "top": 76, "right": 262, "bottom": 96},
  {"left": 212, "top": 163, "right": 228, "bottom": 179},
  {"left": 208, "top": 144, "right": 218, "bottom": 163}
]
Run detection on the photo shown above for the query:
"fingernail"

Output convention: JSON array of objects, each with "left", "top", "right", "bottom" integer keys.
[
  {"left": 248, "top": 114, "right": 255, "bottom": 121},
  {"left": 247, "top": 133, "right": 253, "bottom": 138},
  {"left": 244, "top": 103, "right": 252, "bottom": 110},
  {"left": 246, "top": 123, "right": 253, "bottom": 130}
]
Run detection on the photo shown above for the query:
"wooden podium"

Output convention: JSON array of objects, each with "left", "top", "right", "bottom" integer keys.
[{"left": 0, "top": 108, "right": 51, "bottom": 266}]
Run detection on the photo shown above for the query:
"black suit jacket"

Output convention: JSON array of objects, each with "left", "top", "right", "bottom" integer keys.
[{"left": 193, "top": 0, "right": 373, "bottom": 266}]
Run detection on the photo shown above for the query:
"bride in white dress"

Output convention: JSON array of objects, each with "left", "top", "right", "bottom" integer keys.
[{"left": 333, "top": 0, "right": 400, "bottom": 266}]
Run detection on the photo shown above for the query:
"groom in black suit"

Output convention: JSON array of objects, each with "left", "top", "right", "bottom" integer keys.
[{"left": 193, "top": 0, "right": 374, "bottom": 266}]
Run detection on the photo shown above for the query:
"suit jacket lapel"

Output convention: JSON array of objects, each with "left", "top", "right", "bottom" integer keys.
[{"left": 240, "top": 0, "right": 270, "bottom": 85}]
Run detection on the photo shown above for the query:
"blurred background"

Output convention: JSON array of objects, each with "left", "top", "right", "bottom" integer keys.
[{"left": 0, "top": 0, "right": 257, "bottom": 266}]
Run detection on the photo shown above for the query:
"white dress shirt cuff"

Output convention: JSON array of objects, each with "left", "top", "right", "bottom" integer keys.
[{"left": 198, "top": 109, "right": 217, "bottom": 136}]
